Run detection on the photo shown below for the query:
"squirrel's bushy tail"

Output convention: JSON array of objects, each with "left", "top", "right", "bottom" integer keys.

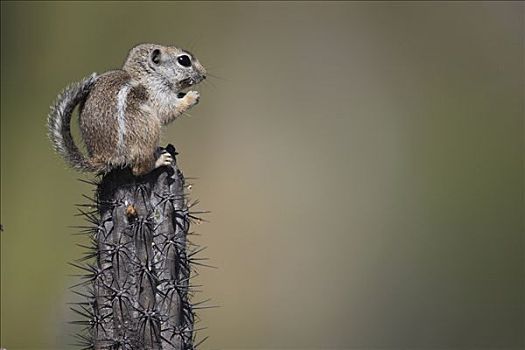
[{"left": 48, "top": 73, "right": 98, "bottom": 172}]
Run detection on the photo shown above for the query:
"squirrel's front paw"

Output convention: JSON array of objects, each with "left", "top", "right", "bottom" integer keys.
[{"left": 183, "top": 90, "right": 200, "bottom": 106}]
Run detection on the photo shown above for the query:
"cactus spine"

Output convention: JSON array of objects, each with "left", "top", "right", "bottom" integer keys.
[{"left": 71, "top": 145, "right": 209, "bottom": 350}]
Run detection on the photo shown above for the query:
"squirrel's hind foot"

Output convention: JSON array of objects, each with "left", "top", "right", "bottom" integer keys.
[{"left": 154, "top": 151, "right": 173, "bottom": 169}]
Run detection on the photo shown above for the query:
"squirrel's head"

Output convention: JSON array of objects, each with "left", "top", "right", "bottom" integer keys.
[{"left": 123, "top": 43, "right": 206, "bottom": 93}]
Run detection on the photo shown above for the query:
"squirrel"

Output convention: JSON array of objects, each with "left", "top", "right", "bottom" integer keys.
[{"left": 48, "top": 43, "right": 206, "bottom": 176}]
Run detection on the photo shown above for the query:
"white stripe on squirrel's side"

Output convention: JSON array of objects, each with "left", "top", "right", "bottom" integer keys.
[{"left": 116, "top": 83, "right": 131, "bottom": 151}]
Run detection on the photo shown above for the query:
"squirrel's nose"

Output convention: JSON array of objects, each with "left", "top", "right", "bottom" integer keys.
[{"left": 202, "top": 75, "right": 206, "bottom": 80}]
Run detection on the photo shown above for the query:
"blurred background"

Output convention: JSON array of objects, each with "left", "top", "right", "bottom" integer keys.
[{"left": 1, "top": 1, "right": 523, "bottom": 349}]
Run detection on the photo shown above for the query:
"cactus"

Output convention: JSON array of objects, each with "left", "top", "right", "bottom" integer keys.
[{"left": 70, "top": 145, "right": 210, "bottom": 350}]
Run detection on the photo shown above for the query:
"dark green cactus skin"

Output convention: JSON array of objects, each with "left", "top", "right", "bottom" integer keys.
[{"left": 71, "top": 145, "right": 208, "bottom": 350}]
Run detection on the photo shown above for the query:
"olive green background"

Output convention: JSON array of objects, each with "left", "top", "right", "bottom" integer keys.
[{"left": 1, "top": 1, "right": 523, "bottom": 349}]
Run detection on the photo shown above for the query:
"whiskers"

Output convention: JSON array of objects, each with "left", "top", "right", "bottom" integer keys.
[
  {"left": 206, "top": 72, "right": 228, "bottom": 82},
  {"left": 201, "top": 70, "right": 227, "bottom": 91}
]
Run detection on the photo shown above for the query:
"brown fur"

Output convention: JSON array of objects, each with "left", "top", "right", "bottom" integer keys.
[{"left": 71, "top": 43, "right": 206, "bottom": 175}]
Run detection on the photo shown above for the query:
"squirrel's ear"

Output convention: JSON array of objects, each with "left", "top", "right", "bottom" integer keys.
[{"left": 151, "top": 49, "right": 161, "bottom": 65}]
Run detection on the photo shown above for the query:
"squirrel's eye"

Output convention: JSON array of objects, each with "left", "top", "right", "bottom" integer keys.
[
  {"left": 177, "top": 55, "right": 191, "bottom": 67},
  {"left": 151, "top": 49, "right": 161, "bottom": 65}
]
